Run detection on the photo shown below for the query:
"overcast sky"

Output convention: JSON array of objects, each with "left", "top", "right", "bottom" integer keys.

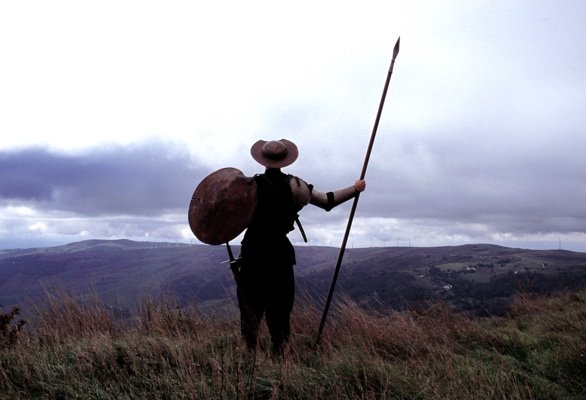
[{"left": 1, "top": 0, "right": 585, "bottom": 251}]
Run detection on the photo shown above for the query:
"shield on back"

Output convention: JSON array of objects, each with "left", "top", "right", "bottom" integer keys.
[{"left": 188, "top": 167, "right": 257, "bottom": 245}]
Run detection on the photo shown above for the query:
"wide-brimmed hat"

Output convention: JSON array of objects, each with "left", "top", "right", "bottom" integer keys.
[{"left": 250, "top": 139, "right": 298, "bottom": 168}]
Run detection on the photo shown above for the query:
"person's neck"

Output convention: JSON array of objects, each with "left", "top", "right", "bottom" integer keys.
[{"left": 265, "top": 168, "right": 282, "bottom": 175}]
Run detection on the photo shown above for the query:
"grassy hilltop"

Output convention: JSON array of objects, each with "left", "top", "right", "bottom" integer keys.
[{"left": 1, "top": 290, "right": 585, "bottom": 399}]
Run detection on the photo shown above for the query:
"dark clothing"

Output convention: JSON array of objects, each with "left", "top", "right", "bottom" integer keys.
[
  {"left": 238, "top": 169, "right": 303, "bottom": 353},
  {"left": 237, "top": 258, "right": 294, "bottom": 353},
  {"left": 241, "top": 169, "right": 301, "bottom": 264}
]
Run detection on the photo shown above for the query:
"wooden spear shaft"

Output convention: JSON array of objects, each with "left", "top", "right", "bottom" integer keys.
[{"left": 315, "top": 37, "right": 401, "bottom": 346}]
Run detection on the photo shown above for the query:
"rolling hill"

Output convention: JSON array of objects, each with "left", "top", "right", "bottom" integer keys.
[{"left": 2, "top": 240, "right": 586, "bottom": 318}]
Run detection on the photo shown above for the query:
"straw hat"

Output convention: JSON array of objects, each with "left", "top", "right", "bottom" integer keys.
[{"left": 250, "top": 139, "right": 298, "bottom": 168}]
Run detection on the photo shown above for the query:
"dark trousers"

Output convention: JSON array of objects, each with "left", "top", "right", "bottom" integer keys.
[{"left": 236, "top": 258, "right": 295, "bottom": 354}]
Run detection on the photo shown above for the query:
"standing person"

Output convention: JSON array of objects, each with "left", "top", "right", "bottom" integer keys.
[{"left": 237, "top": 138, "right": 366, "bottom": 355}]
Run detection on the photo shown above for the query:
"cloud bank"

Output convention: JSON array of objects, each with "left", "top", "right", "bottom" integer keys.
[{"left": 1, "top": 1, "right": 585, "bottom": 251}]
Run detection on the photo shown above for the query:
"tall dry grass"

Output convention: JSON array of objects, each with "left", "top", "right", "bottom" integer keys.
[{"left": 1, "top": 290, "right": 585, "bottom": 399}]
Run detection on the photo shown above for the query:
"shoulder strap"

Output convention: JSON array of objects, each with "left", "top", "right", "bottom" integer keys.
[
  {"left": 295, "top": 217, "right": 308, "bottom": 243},
  {"left": 289, "top": 175, "right": 309, "bottom": 243}
]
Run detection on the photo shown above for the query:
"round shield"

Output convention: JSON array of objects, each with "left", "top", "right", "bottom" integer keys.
[{"left": 188, "top": 167, "right": 257, "bottom": 245}]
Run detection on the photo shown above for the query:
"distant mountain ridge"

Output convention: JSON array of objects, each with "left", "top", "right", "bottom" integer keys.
[{"left": 2, "top": 240, "right": 586, "bottom": 318}]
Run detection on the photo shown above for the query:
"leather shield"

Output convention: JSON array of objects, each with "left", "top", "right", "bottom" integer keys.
[{"left": 188, "top": 167, "right": 257, "bottom": 245}]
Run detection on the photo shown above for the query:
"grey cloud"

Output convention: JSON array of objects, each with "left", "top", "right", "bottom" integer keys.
[
  {"left": 247, "top": 88, "right": 586, "bottom": 241},
  {"left": 350, "top": 124, "right": 586, "bottom": 237},
  {"left": 0, "top": 142, "right": 209, "bottom": 216}
]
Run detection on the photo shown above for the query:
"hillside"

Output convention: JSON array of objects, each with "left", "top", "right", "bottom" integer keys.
[
  {"left": 1, "top": 289, "right": 585, "bottom": 399},
  {"left": 1, "top": 240, "right": 586, "bottom": 318}
]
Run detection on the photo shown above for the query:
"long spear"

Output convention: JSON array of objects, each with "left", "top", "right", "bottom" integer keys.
[{"left": 315, "top": 37, "right": 401, "bottom": 346}]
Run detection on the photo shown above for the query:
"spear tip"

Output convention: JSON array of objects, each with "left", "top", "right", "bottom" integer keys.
[{"left": 393, "top": 36, "right": 401, "bottom": 59}]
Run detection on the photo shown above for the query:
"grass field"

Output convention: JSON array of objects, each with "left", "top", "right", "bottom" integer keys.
[{"left": 1, "top": 289, "right": 585, "bottom": 399}]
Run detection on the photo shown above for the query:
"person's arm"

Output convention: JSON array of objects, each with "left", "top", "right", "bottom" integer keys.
[{"left": 310, "top": 180, "right": 366, "bottom": 211}]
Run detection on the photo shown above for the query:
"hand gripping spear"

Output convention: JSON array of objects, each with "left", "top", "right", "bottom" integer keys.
[{"left": 314, "top": 37, "right": 401, "bottom": 346}]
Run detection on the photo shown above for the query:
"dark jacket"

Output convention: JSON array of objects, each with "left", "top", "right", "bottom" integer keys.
[{"left": 241, "top": 169, "right": 302, "bottom": 265}]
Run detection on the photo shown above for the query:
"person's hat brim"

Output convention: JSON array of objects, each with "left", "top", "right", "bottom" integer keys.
[{"left": 250, "top": 139, "right": 298, "bottom": 168}]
